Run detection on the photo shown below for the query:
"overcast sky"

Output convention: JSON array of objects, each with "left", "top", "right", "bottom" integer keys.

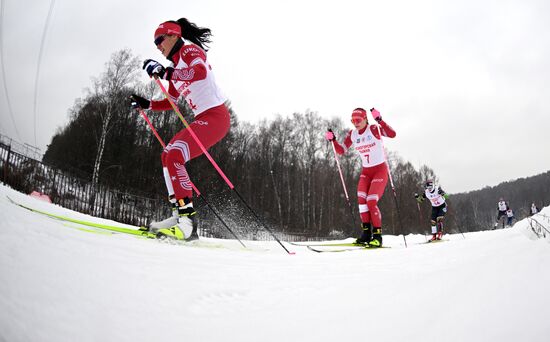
[{"left": 1, "top": 0, "right": 549, "bottom": 194}]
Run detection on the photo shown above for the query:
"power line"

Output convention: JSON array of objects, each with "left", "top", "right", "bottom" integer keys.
[
  {"left": 0, "top": 0, "right": 22, "bottom": 140},
  {"left": 33, "top": 0, "right": 56, "bottom": 147}
]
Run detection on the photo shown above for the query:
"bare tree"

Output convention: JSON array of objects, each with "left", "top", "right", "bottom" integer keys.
[{"left": 89, "top": 49, "right": 140, "bottom": 212}]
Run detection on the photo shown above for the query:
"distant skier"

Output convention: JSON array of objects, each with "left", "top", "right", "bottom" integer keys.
[
  {"left": 415, "top": 180, "right": 448, "bottom": 242},
  {"left": 530, "top": 202, "right": 539, "bottom": 216},
  {"left": 505, "top": 208, "right": 515, "bottom": 227},
  {"left": 495, "top": 198, "right": 508, "bottom": 229},
  {"left": 325, "top": 108, "right": 396, "bottom": 247},
  {"left": 130, "top": 18, "right": 230, "bottom": 240}
]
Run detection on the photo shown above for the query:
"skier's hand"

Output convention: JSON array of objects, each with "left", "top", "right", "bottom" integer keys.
[
  {"left": 143, "top": 59, "right": 171, "bottom": 79},
  {"left": 130, "top": 94, "right": 151, "bottom": 110},
  {"left": 325, "top": 130, "right": 335, "bottom": 142},
  {"left": 370, "top": 108, "right": 382, "bottom": 122},
  {"left": 414, "top": 193, "right": 419, "bottom": 198}
]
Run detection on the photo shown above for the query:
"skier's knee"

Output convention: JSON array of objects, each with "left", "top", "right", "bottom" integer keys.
[
  {"left": 366, "top": 200, "right": 378, "bottom": 212},
  {"left": 366, "top": 194, "right": 379, "bottom": 210},
  {"left": 357, "top": 191, "right": 367, "bottom": 203},
  {"left": 165, "top": 148, "right": 187, "bottom": 164}
]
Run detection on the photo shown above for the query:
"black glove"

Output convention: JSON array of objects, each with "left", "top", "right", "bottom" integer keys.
[
  {"left": 414, "top": 193, "right": 419, "bottom": 198},
  {"left": 142, "top": 59, "right": 173, "bottom": 80},
  {"left": 130, "top": 94, "right": 150, "bottom": 109},
  {"left": 325, "top": 129, "right": 336, "bottom": 142}
]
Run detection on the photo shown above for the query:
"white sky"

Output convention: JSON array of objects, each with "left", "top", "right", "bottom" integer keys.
[
  {"left": 2, "top": 185, "right": 550, "bottom": 342},
  {"left": 1, "top": 0, "right": 549, "bottom": 193}
]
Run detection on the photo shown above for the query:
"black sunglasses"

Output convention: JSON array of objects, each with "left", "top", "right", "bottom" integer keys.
[{"left": 154, "top": 35, "right": 166, "bottom": 46}]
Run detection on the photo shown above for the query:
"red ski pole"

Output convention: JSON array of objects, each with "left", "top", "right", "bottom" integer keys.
[{"left": 327, "top": 129, "right": 357, "bottom": 229}]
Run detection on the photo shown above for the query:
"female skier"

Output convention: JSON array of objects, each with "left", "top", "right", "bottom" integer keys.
[
  {"left": 325, "top": 108, "right": 396, "bottom": 247},
  {"left": 130, "top": 18, "right": 229, "bottom": 240}
]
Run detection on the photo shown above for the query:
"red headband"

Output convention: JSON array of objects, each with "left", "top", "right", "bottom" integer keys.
[
  {"left": 351, "top": 108, "right": 367, "bottom": 119},
  {"left": 154, "top": 22, "right": 182, "bottom": 39}
]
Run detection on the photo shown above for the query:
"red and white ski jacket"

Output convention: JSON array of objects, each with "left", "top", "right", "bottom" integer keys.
[
  {"left": 151, "top": 42, "right": 225, "bottom": 115},
  {"left": 333, "top": 120, "right": 396, "bottom": 168}
]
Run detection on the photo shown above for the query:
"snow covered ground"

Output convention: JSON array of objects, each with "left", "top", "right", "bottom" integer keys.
[{"left": 1, "top": 183, "right": 550, "bottom": 342}]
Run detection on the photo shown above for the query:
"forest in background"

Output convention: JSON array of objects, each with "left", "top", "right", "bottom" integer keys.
[{"left": 41, "top": 50, "right": 550, "bottom": 238}]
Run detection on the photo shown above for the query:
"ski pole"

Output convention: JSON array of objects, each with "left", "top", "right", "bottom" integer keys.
[
  {"left": 415, "top": 200, "right": 428, "bottom": 242},
  {"left": 327, "top": 128, "right": 357, "bottom": 229},
  {"left": 153, "top": 78, "right": 294, "bottom": 254},
  {"left": 416, "top": 201, "right": 423, "bottom": 222},
  {"left": 138, "top": 108, "right": 166, "bottom": 148},
  {"left": 136, "top": 107, "right": 246, "bottom": 247},
  {"left": 371, "top": 109, "right": 408, "bottom": 248}
]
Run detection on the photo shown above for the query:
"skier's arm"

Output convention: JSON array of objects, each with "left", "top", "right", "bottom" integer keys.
[
  {"left": 438, "top": 187, "right": 449, "bottom": 199},
  {"left": 149, "top": 47, "right": 208, "bottom": 111},
  {"left": 150, "top": 84, "right": 180, "bottom": 112},
  {"left": 166, "top": 45, "right": 208, "bottom": 83},
  {"left": 138, "top": 59, "right": 181, "bottom": 111},
  {"left": 325, "top": 129, "right": 343, "bottom": 155},
  {"left": 168, "top": 59, "right": 207, "bottom": 83},
  {"left": 370, "top": 108, "right": 396, "bottom": 138},
  {"left": 332, "top": 139, "right": 345, "bottom": 155},
  {"left": 378, "top": 120, "right": 396, "bottom": 138},
  {"left": 334, "top": 131, "right": 354, "bottom": 155},
  {"left": 325, "top": 129, "right": 351, "bottom": 155}
]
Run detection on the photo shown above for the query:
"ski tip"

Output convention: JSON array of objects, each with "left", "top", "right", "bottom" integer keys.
[{"left": 289, "top": 251, "right": 296, "bottom": 255}]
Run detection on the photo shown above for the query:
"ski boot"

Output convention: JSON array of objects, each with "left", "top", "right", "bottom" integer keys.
[
  {"left": 141, "top": 196, "right": 178, "bottom": 233},
  {"left": 428, "top": 233, "right": 438, "bottom": 242},
  {"left": 436, "top": 230, "right": 443, "bottom": 240},
  {"left": 156, "top": 225, "right": 185, "bottom": 240},
  {"left": 355, "top": 222, "right": 372, "bottom": 245},
  {"left": 157, "top": 198, "right": 198, "bottom": 241},
  {"left": 368, "top": 227, "right": 383, "bottom": 247}
]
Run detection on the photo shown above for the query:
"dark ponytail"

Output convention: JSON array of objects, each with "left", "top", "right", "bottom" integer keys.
[{"left": 173, "top": 18, "right": 212, "bottom": 51}]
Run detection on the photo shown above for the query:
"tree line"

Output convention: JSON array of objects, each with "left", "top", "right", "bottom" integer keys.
[{"left": 42, "top": 50, "right": 550, "bottom": 238}]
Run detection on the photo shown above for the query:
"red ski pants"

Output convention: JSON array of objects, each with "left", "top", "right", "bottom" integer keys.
[
  {"left": 357, "top": 162, "right": 389, "bottom": 228},
  {"left": 161, "top": 104, "right": 230, "bottom": 200}
]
